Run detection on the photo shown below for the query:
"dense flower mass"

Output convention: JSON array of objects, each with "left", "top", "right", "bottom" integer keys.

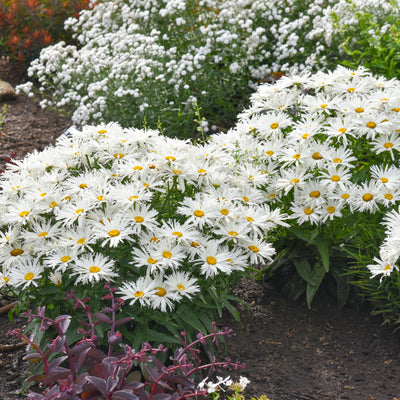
[
  {"left": 0, "top": 124, "right": 284, "bottom": 311},
  {"left": 209, "top": 65, "right": 400, "bottom": 280},
  {"left": 17, "top": 0, "right": 398, "bottom": 137}
]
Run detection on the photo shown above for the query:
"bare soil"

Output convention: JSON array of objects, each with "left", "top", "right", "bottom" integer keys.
[{"left": 1, "top": 60, "right": 400, "bottom": 400}]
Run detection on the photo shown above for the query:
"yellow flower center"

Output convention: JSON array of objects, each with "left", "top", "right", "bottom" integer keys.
[
  {"left": 172, "top": 231, "right": 183, "bottom": 238},
  {"left": 380, "top": 177, "right": 389, "bottom": 183},
  {"left": 90, "top": 266, "right": 100, "bottom": 273},
  {"left": 114, "top": 153, "right": 124, "bottom": 159},
  {"left": 341, "top": 193, "right": 350, "bottom": 199},
  {"left": 134, "top": 291, "right": 144, "bottom": 298},
  {"left": 304, "top": 207, "right": 314, "bottom": 215},
  {"left": 134, "top": 216, "right": 144, "bottom": 223},
  {"left": 338, "top": 128, "right": 346, "bottom": 134},
  {"left": 173, "top": 169, "right": 182, "bottom": 175},
  {"left": 320, "top": 103, "right": 328, "bottom": 108},
  {"left": 24, "top": 272, "right": 34, "bottom": 281},
  {"left": 75, "top": 209, "right": 84, "bottom": 214},
  {"left": 206, "top": 256, "right": 217, "bottom": 265},
  {"left": 198, "top": 168, "right": 207, "bottom": 174},
  {"left": 10, "top": 248, "right": 23, "bottom": 256},
  {"left": 220, "top": 208, "right": 229, "bottom": 215},
  {"left": 19, "top": 210, "right": 29, "bottom": 218},
  {"left": 331, "top": 175, "right": 340, "bottom": 182},
  {"left": 129, "top": 195, "right": 139, "bottom": 202},
  {"left": 327, "top": 206, "right": 335, "bottom": 213},
  {"left": 38, "top": 232, "right": 48, "bottom": 237},
  {"left": 293, "top": 153, "right": 301, "bottom": 160},
  {"left": 384, "top": 142, "right": 394, "bottom": 148},
  {"left": 266, "top": 150, "right": 274, "bottom": 156},
  {"left": 362, "top": 193, "right": 373, "bottom": 202},
  {"left": 133, "top": 166, "right": 143, "bottom": 170},
  {"left": 246, "top": 216, "right": 254, "bottom": 222},
  {"left": 194, "top": 210, "right": 204, "bottom": 217},
  {"left": 270, "top": 122, "right": 279, "bottom": 129},
  {"left": 385, "top": 193, "right": 393, "bottom": 200},
  {"left": 61, "top": 256, "right": 71, "bottom": 263},
  {"left": 3, "top": 277, "right": 9, "bottom": 283},
  {"left": 347, "top": 88, "right": 355, "bottom": 93},
  {"left": 302, "top": 134, "right": 310, "bottom": 139},
  {"left": 229, "top": 231, "right": 239, "bottom": 237},
  {"left": 165, "top": 156, "right": 176, "bottom": 161},
  {"left": 392, "top": 108, "right": 400, "bottom": 112},
  {"left": 108, "top": 229, "right": 120, "bottom": 237},
  {"left": 242, "top": 196, "right": 249, "bottom": 202},
  {"left": 77, "top": 238, "right": 86, "bottom": 244},
  {"left": 355, "top": 107, "right": 364, "bottom": 113},
  {"left": 49, "top": 201, "right": 58, "bottom": 208},
  {"left": 63, "top": 196, "right": 71, "bottom": 202},
  {"left": 248, "top": 245, "right": 259, "bottom": 253},
  {"left": 97, "top": 129, "right": 107, "bottom": 134},
  {"left": 290, "top": 178, "right": 300, "bottom": 185},
  {"left": 40, "top": 192, "right": 47, "bottom": 197},
  {"left": 309, "top": 190, "right": 320, "bottom": 198},
  {"left": 155, "top": 287, "right": 166, "bottom": 297},
  {"left": 150, "top": 237, "right": 159, "bottom": 243},
  {"left": 97, "top": 196, "right": 104, "bottom": 201},
  {"left": 177, "top": 284, "right": 185, "bottom": 291},
  {"left": 163, "top": 251, "right": 172, "bottom": 259},
  {"left": 366, "top": 122, "right": 376, "bottom": 129},
  {"left": 312, "top": 152, "right": 323, "bottom": 160},
  {"left": 333, "top": 157, "right": 342, "bottom": 163},
  {"left": 148, "top": 257, "right": 158, "bottom": 264}
]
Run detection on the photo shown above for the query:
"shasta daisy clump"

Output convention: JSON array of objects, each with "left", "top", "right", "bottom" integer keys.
[
  {"left": 210, "top": 65, "right": 400, "bottom": 292},
  {"left": 0, "top": 123, "right": 286, "bottom": 343}
]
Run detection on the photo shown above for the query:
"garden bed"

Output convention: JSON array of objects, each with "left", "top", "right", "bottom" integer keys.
[{"left": 1, "top": 59, "right": 400, "bottom": 400}]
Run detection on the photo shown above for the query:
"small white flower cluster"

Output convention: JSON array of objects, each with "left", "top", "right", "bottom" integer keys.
[
  {"left": 0, "top": 123, "right": 285, "bottom": 311},
  {"left": 212, "top": 65, "right": 400, "bottom": 279},
  {"left": 198, "top": 375, "right": 250, "bottom": 394},
  {"left": 19, "top": 0, "right": 393, "bottom": 132}
]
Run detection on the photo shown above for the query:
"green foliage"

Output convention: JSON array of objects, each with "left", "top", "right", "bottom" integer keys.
[{"left": 332, "top": 2, "right": 400, "bottom": 79}]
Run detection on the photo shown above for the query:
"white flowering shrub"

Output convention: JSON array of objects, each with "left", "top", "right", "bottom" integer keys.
[
  {"left": 209, "top": 65, "right": 400, "bottom": 306},
  {"left": 16, "top": 0, "right": 348, "bottom": 138},
  {"left": 0, "top": 123, "right": 285, "bottom": 345}
]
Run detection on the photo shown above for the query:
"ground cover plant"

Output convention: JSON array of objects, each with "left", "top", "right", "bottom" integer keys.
[
  {"left": 11, "top": 283, "right": 248, "bottom": 400},
  {"left": 0, "top": 120, "right": 286, "bottom": 350},
  {"left": 0, "top": 0, "right": 92, "bottom": 63}
]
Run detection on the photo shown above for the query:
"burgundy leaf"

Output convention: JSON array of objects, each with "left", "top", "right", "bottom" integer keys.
[
  {"left": 102, "top": 356, "right": 120, "bottom": 375},
  {"left": 48, "top": 355, "right": 68, "bottom": 370},
  {"left": 71, "top": 344, "right": 94, "bottom": 372},
  {"left": 144, "top": 365, "right": 161, "bottom": 382},
  {"left": 112, "top": 389, "right": 139, "bottom": 400},
  {"left": 54, "top": 314, "right": 72, "bottom": 334},
  {"left": 115, "top": 316, "right": 134, "bottom": 327},
  {"left": 151, "top": 394, "right": 172, "bottom": 400},
  {"left": 93, "top": 312, "right": 113, "bottom": 325},
  {"left": 85, "top": 376, "right": 107, "bottom": 395},
  {"left": 106, "top": 376, "right": 120, "bottom": 393},
  {"left": 124, "top": 381, "right": 145, "bottom": 390},
  {"left": 168, "top": 375, "right": 195, "bottom": 389},
  {"left": 23, "top": 352, "right": 43, "bottom": 361}
]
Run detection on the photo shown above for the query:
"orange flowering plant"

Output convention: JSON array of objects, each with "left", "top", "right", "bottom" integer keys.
[{"left": 0, "top": 0, "right": 91, "bottom": 63}]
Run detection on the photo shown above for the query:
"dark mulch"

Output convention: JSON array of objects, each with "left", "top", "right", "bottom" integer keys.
[{"left": 1, "top": 59, "right": 400, "bottom": 400}]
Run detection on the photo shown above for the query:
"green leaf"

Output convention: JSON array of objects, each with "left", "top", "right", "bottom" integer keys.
[
  {"left": 206, "top": 287, "right": 223, "bottom": 318},
  {"left": 176, "top": 306, "right": 207, "bottom": 333},
  {"left": 291, "top": 227, "right": 319, "bottom": 244},
  {"left": 315, "top": 239, "right": 330, "bottom": 272},
  {"left": 293, "top": 258, "right": 314, "bottom": 285},
  {"left": 306, "top": 262, "right": 326, "bottom": 309}
]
